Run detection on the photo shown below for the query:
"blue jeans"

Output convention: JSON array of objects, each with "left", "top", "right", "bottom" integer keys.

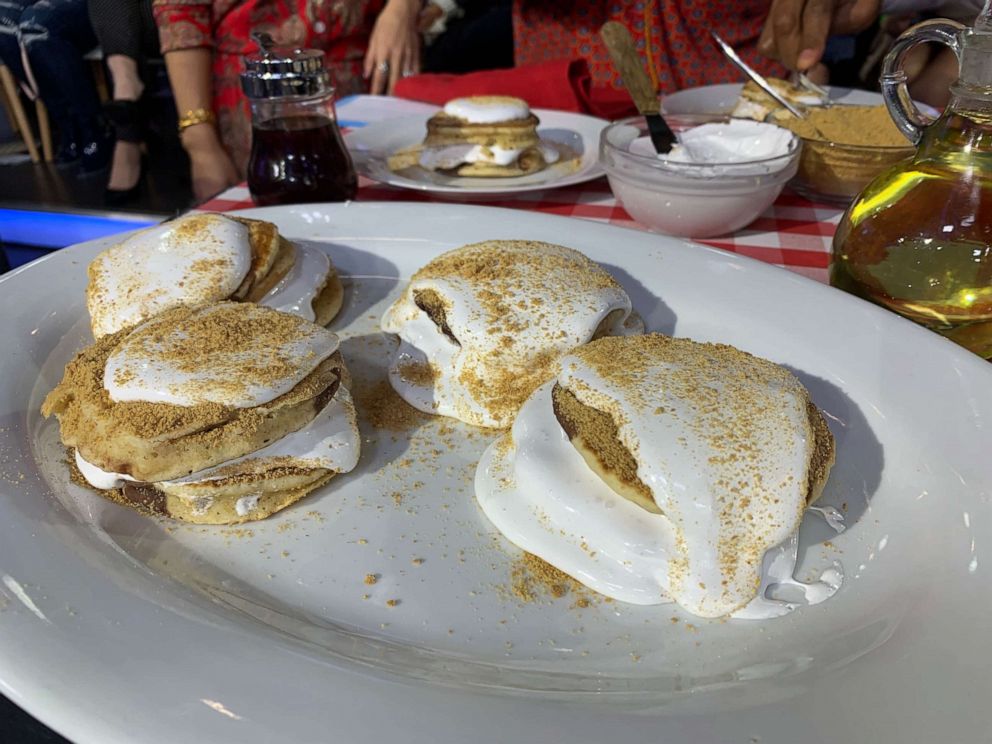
[{"left": 0, "top": 0, "right": 100, "bottom": 130}]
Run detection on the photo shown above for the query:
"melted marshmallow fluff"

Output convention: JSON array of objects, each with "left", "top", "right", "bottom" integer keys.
[
  {"left": 419, "top": 144, "right": 525, "bottom": 170},
  {"left": 419, "top": 143, "right": 560, "bottom": 171},
  {"left": 87, "top": 214, "right": 253, "bottom": 337},
  {"left": 74, "top": 450, "right": 137, "bottom": 490},
  {"left": 259, "top": 242, "right": 332, "bottom": 322},
  {"left": 443, "top": 97, "right": 530, "bottom": 123},
  {"left": 103, "top": 304, "right": 339, "bottom": 408},
  {"left": 380, "top": 242, "right": 643, "bottom": 428},
  {"left": 75, "top": 386, "right": 360, "bottom": 491},
  {"left": 475, "top": 348, "right": 842, "bottom": 619},
  {"left": 165, "top": 386, "right": 360, "bottom": 484},
  {"left": 629, "top": 120, "right": 796, "bottom": 175}
]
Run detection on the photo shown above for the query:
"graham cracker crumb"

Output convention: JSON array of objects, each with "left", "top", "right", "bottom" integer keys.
[{"left": 353, "top": 378, "right": 428, "bottom": 432}]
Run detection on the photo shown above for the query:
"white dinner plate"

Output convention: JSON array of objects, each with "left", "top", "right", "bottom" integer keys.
[
  {"left": 662, "top": 83, "right": 883, "bottom": 115},
  {"left": 662, "top": 83, "right": 942, "bottom": 119},
  {"left": 1, "top": 203, "right": 990, "bottom": 744},
  {"left": 344, "top": 109, "right": 608, "bottom": 197}
]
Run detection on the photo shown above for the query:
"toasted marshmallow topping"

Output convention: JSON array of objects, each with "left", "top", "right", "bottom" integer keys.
[
  {"left": 259, "top": 242, "right": 332, "bottom": 322},
  {"left": 104, "top": 303, "right": 339, "bottom": 408},
  {"left": 381, "top": 241, "right": 643, "bottom": 428},
  {"left": 87, "top": 214, "right": 253, "bottom": 337},
  {"left": 443, "top": 96, "right": 531, "bottom": 123},
  {"left": 476, "top": 335, "right": 841, "bottom": 618},
  {"left": 75, "top": 386, "right": 360, "bottom": 492}
]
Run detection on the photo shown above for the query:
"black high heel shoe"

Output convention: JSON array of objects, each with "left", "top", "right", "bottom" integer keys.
[
  {"left": 103, "top": 100, "right": 146, "bottom": 204},
  {"left": 103, "top": 154, "right": 145, "bottom": 206}
]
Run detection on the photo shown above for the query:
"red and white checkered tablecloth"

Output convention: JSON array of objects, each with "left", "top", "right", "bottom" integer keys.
[{"left": 201, "top": 95, "right": 843, "bottom": 284}]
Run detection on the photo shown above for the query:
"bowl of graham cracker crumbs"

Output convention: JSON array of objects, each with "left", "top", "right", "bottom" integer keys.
[{"left": 776, "top": 104, "right": 914, "bottom": 205}]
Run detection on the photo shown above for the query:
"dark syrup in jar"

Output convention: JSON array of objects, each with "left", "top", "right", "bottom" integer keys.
[{"left": 248, "top": 114, "right": 357, "bottom": 205}]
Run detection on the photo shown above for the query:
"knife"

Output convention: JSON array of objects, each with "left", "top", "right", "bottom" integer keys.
[
  {"left": 711, "top": 32, "right": 807, "bottom": 118},
  {"left": 600, "top": 21, "right": 677, "bottom": 154}
]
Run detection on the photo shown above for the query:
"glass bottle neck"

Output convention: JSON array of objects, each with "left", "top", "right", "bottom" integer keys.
[{"left": 917, "top": 88, "right": 992, "bottom": 162}]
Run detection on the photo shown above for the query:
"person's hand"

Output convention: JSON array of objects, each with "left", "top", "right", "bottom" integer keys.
[
  {"left": 418, "top": 2, "right": 444, "bottom": 33},
  {"left": 363, "top": 0, "right": 422, "bottom": 94},
  {"left": 181, "top": 126, "right": 240, "bottom": 203},
  {"left": 758, "top": 0, "right": 881, "bottom": 71}
]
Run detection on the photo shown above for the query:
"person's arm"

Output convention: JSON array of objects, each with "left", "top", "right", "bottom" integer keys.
[
  {"left": 162, "top": 48, "right": 240, "bottom": 202},
  {"left": 152, "top": 1, "right": 239, "bottom": 202},
  {"left": 758, "top": 0, "right": 881, "bottom": 72}
]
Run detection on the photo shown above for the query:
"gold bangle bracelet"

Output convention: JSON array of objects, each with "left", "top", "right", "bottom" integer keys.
[{"left": 177, "top": 108, "right": 216, "bottom": 135}]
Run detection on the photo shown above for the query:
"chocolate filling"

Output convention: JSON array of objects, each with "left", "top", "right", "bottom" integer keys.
[
  {"left": 119, "top": 483, "right": 168, "bottom": 516},
  {"left": 413, "top": 288, "right": 459, "bottom": 345},
  {"left": 551, "top": 382, "right": 657, "bottom": 513}
]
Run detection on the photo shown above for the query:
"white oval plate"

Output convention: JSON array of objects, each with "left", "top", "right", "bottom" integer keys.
[
  {"left": 344, "top": 109, "right": 608, "bottom": 197},
  {"left": 0, "top": 203, "right": 989, "bottom": 744},
  {"left": 662, "top": 83, "right": 941, "bottom": 119}
]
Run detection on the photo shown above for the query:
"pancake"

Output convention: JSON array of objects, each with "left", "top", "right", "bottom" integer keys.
[
  {"left": 402, "top": 96, "right": 561, "bottom": 178},
  {"left": 476, "top": 333, "right": 840, "bottom": 618},
  {"left": 73, "top": 382, "right": 360, "bottom": 525},
  {"left": 112, "top": 471, "right": 337, "bottom": 524},
  {"left": 87, "top": 213, "right": 343, "bottom": 337},
  {"left": 45, "top": 302, "right": 361, "bottom": 523},
  {"left": 380, "top": 240, "right": 644, "bottom": 428}
]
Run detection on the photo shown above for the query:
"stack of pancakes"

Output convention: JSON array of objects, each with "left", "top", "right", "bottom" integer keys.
[
  {"left": 476, "top": 333, "right": 837, "bottom": 617},
  {"left": 380, "top": 239, "right": 643, "bottom": 428},
  {"left": 87, "top": 213, "right": 343, "bottom": 338},
  {"left": 43, "top": 302, "right": 360, "bottom": 524},
  {"left": 409, "top": 96, "right": 559, "bottom": 177}
]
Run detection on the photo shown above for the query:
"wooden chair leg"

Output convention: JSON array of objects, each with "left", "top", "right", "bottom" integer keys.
[
  {"left": 35, "top": 99, "right": 53, "bottom": 161},
  {"left": 0, "top": 74, "right": 20, "bottom": 135},
  {"left": 0, "top": 64, "right": 40, "bottom": 162}
]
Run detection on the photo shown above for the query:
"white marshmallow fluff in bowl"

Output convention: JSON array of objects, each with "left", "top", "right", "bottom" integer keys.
[{"left": 600, "top": 115, "right": 801, "bottom": 238}]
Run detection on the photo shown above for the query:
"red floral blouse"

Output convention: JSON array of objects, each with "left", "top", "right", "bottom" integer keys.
[
  {"left": 153, "top": 0, "right": 384, "bottom": 171},
  {"left": 513, "top": 0, "right": 786, "bottom": 94}
]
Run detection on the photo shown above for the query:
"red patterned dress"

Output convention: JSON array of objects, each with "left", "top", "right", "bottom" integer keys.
[
  {"left": 153, "top": 0, "right": 384, "bottom": 171},
  {"left": 513, "top": 0, "right": 785, "bottom": 97}
]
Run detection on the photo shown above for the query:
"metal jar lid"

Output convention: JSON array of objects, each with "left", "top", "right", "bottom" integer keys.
[{"left": 241, "top": 32, "right": 332, "bottom": 99}]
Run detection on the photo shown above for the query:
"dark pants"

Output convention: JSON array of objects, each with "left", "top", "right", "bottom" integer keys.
[
  {"left": 424, "top": 0, "right": 514, "bottom": 74},
  {"left": 0, "top": 0, "right": 101, "bottom": 130},
  {"left": 88, "top": 0, "right": 158, "bottom": 63}
]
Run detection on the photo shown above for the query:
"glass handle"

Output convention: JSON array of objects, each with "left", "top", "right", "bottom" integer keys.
[{"left": 880, "top": 19, "right": 965, "bottom": 144}]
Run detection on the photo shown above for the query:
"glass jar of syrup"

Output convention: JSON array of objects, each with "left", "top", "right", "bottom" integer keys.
[
  {"left": 241, "top": 33, "right": 357, "bottom": 206},
  {"left": 831, "top": 6, "right": 992, "bottom": 359}
]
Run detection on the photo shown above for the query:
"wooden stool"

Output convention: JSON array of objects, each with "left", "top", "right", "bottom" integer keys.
[
  {"left": 1, "top": 48, "right": 106, "bottom": 164},
  {"left": 0, "top": 63, "right": 41, "bottom": 163}
]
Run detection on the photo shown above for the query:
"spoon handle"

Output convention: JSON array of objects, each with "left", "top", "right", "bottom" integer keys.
[
  {"left": 600, "top": 21, "right": 676, "bottom": 153},
  {"left": 600, "top": 21, "right": 661, "bottom": 115}
]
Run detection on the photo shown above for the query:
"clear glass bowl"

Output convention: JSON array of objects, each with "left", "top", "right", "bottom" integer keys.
[
  {"left": 789, "top": 137, "right": 914, "bottom": 205},
  {"left": 599, "top": 115, "right": 801, "bottom": 238}
]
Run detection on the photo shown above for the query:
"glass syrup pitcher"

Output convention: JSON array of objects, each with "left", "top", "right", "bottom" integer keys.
[
  {"left": 831, "top": 2, "right": 992, "bottom": 359},
  {"left": 241, "top": 32, "right": 357, "bottom": 206}
]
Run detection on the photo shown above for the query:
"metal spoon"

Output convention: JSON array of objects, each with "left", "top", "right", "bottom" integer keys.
[{"left": 711, "top": 32, "right": 807, "bottom": 118}]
